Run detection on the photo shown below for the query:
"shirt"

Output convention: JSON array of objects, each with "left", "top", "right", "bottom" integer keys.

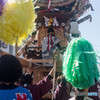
[{"left": 0, "top": 84, "right": 33, "bottom": 100}]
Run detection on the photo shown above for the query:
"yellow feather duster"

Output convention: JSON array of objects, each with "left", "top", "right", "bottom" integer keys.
[{"left": 0, "top": 0, "right": 36, "bottom": 45}]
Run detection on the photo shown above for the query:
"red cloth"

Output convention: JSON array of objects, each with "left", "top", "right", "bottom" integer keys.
[
  {"left": 48, "top": 35, "right": 53, "bottom": 51},
  {"left": 23, "top": 76, "right": 52, "bottom": 100}
]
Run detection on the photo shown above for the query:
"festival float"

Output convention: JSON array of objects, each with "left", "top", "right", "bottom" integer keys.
[{"left": 0, "top": 0, "right": 93, "bottom": 99}]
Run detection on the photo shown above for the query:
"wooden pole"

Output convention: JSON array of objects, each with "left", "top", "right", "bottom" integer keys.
[
  {"left": 15, "top": 37, "right": 18, "bottom": 56},
  {"left": 52, "top": 56, "right": 57, "bottom": 100},
  {"left": 17, "top": 34, "right": 35, "bottom": 56}
]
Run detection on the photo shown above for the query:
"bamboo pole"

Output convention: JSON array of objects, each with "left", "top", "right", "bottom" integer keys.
[
  {"left": 17, "top": 34, "right": 35, "bottom": 56},
  {"left": 52, "top": 52, "right": 59, "bottom": 100}
]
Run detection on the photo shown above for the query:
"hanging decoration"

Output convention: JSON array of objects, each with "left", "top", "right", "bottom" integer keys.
[
  {"left": 40, "top": 0, "right": 51, "bottom": 16},
  {"left": 40, "top": 0, "right": 59, "bottom": 16},
  {"left": 47, "top": 0, "right": 51, "bottom": 10},
  {"left": 53, "top": 17, "right": 59, "bottom": 26},
  {"left": 69, "top": 20, "right": 79, "bottom": 34},
  {"left": 49, "top": 17, "right": 54, "bottom": 26},
  {"left": 0, "top": 0, "right": 37, "bottom": 46},
  {"left": 44, "top": 16, "right": 50, "bottom": 27},
  {"left": 63, "top": 38, "right": 100, "bottom": 89},
  {"left": 69, "top": 20, "right": 81, "bottom": 37},
  {"left": 44, "top": 16, "right": 59, "bottom": 27}
]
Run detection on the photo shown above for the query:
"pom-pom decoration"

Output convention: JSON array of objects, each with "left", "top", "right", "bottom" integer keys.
[
  {"left": 0, "top": 0, "right": 37, "bottom": 45},
  {"left": 63, "top": 38, "right": 100, "bottom": 89}
]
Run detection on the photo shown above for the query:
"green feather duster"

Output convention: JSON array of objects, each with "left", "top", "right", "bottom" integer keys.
[{"left": 63, "top": 38, "right": 100, "bottom": 89}]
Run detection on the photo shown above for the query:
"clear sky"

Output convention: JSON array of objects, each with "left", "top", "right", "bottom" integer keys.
[{"left": 79, "top": 0, "right": 100, "bottom": 51}]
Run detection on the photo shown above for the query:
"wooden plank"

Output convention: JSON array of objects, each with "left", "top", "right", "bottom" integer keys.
[
  {"left": 77, "top": 14, "right": 92, "bottom": 24},
  {"left": 36, "top": 12, "right": 72, "bottom": 20},
  {"left": 17, "top": 37, "right": 32, "bottom": 56},
  {"left": 31, "top": 67, "right": 52, "bottom": 72},
  {"left": 33, "top": 70, "right": 38, "bottom": 83},
  {"left": 17, "top": 35, "right": 36, "bottom": 56},
  {"left": 0, "top": 50, "right": 7, "bottom": 55},
  {"left": 0, "top": 50, "right": 54, "bottom": 67},
  {"left": 18, "top": 57, "right": 29, "bottom": 68},
  {"left": 26, "top": 59, "right": 53, "bottom": 63}
]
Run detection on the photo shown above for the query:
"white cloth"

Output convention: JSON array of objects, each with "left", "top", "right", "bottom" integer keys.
[
  {"left": 42, "top": 35, "right": 60, "bottom": 59},
  {"left": 44, "top": 16, "right": 49, "bottom": 27},
  {"left": 44, "top": 16, "right": 59, "bottom": 27},
  {"left": 53, "top": 17, "right": 59, "bottom": 26},
  {"left": 70, "top": 21, "right": 79, "bottom": 34}
]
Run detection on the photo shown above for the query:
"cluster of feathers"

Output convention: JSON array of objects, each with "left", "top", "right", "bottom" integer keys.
[
  {"left": 63, "top": 38, "right": 100, "bottom": 89},
  {"left": 0, "top": 0, "right": 36, "bottom": 45}
]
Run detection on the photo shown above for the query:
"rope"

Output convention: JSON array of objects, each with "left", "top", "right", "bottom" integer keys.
[
  {"left": 29, "top": 58, "right": 32, "bottom": 68},
  {"left": 40, "top": 0, "right": 51, "bottom": 16},
  {"left": 71, "top": 0, "right": 79, "bottom": 12}
]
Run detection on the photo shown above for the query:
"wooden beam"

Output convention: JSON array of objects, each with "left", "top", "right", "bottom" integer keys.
[
  {"left": 0, "top": 50, "right": 29, "bottom": 67},
  {"left": 17, "top": 35, "right": 35, "bottom": 56},
  {"left": 35, "top": 0, "right": 75, "bottom": 7},
  {"left": 31, "top": 67, "right": 52, "bottom": 72},
  {"left": 18, "top": 57, "right": 29, "bottom": 68},
  {"left": 77, "top": 14, "right": 92, "bottom": 24},
  {"left": 17, "top": 37, "right": 31, "bottom": 56},
  {"left": 26, "top": 59, "right": 53, "bottom": 63},
  {"left": 0, "top": 50, "right": 54, "bottom": 68},
  {"left": 0, "top": 50, "right": 7, "bottom": 55},
  {"left": 36, "top": 12, "right": 72, "bottom": 19}
]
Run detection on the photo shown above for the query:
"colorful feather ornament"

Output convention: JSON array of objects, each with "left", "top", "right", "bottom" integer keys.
[
  {"left": 63, "top": 38, "right": 100, "bottom": 89},
  {"left": 0, "top": 0, "right": 36, "bottom": 45}
]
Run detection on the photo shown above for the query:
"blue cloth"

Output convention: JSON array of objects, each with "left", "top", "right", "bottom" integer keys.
[{"left": 0, "top": 86, "right": 33, "bottom": 100}]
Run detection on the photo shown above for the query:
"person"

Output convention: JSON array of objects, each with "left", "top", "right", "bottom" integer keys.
[
  {"left": 20, "top": 68, "right": 54, "bottom": 100},
  {"left": 88, "top": 80, "right": 100, "bottom": 100},
  {"left": 54, "top": 75, "right": 70, "bottom": 100},
  {"left": 0, "top": 54, "right": 33, "bottom": 100},
  {"left": 63, "top": 38, "right": 100, "bottom": 100}
]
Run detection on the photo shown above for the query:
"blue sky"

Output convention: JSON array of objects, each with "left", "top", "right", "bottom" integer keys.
[{"left": 79, "top": 0, "right": 100, "bottom": 51}]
